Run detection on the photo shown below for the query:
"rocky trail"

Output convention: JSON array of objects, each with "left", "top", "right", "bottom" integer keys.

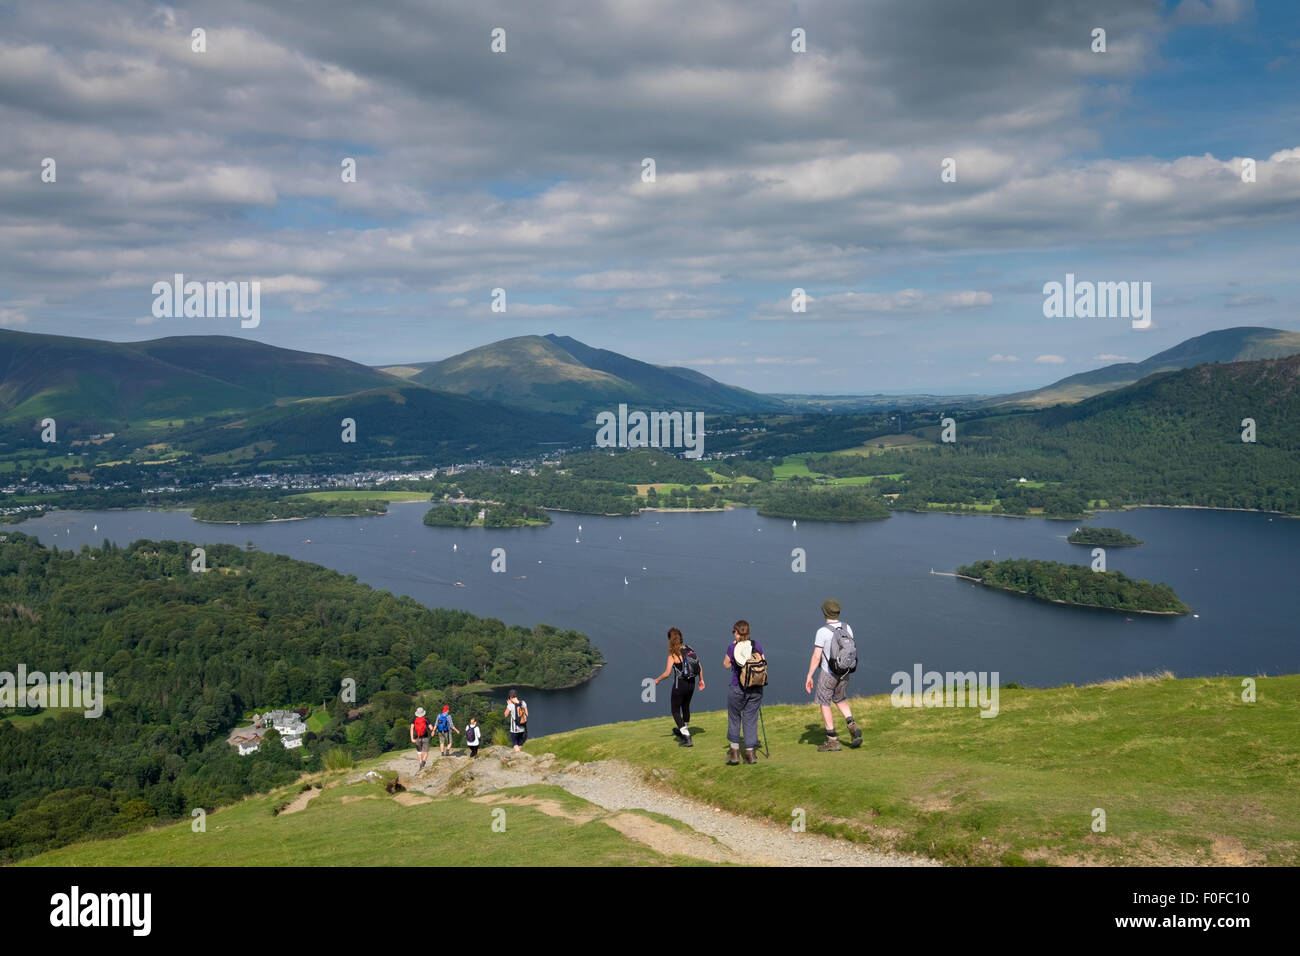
[{"left": 380, "top": 746, "right": 938, "bottom": 867}]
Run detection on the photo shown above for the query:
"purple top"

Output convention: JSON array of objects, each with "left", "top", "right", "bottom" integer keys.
[{"left": 726, "top": 640, "right": 763, "bottom": 687}]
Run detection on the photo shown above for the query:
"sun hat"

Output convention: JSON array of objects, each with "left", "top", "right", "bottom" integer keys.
[{"left": 415, "top": 707, "right": 426, "bottom": 717}]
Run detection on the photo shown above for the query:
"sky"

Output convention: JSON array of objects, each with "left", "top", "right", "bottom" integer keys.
[{"left": 1, "top": 0, "right": 1298, "bottom": 394}]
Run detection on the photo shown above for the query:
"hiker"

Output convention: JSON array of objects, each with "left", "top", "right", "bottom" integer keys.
[
  {"left": 410, "top": 706, "right": 432, "bottom": 771},
  {"left": 804, "top": 599, "right": 862, "bottom": 751},
  {"left": 651, "top": 627, "right": 706, "bottom": 747},
  {"left": 721, "top": 620, "right": 765, "bottom": 765},
  {"left": 465, "top": 717, "right": 483, "bottom": 757},
  {"left": 504, "top": 689, "right": 529, "bottom": 752},
  {"left": 435, "top": 704, "right": 459, "bottom": 756}
]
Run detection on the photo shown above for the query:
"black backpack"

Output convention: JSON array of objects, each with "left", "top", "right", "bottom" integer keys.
[
  {"left": 677, "top": 645, "right": 700, "bottom": 683},
  {"left": 826, "top": 622, "right": 858, "bottom": 676}
]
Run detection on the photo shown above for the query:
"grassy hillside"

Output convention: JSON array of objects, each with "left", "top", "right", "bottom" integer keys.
[
  {"left": 172, "top": 382, "right": 586, "bottom": 464},
  {"left": 20, "top": 772, "right": 701, "bottom": 867},
  {"left": 992, "top": 326, "right": 1300, "bottom": 408},
  {"left": 413, "top": 333, "right": 785, "bottom": 418},
  {"left": 543, "top": 674, "right": 1298, "bottom": 866},
  {"left": 19, "top": 674, "right": 1297, "bottom": 866}
]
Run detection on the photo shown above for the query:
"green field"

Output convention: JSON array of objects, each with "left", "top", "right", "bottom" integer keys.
[
  {"left": 15, "top": 674, "right": 1297, "bottom": 867},
  {"left": 540, "top": 674, "right": 1299, "bottom": 866},
  {"left": 20, "top": 776, "right": 703, "bottom": 867}
]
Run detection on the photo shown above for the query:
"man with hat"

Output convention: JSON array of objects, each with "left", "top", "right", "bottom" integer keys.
[
  {"left": 410, "top": 706, "right": 432, "bottom": 771},
  {"left": 804, "top": 599, "right": 862, "bottom": 752}
]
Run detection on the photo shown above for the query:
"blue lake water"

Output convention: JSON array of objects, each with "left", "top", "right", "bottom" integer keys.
[{"left": 8, "top": 504, "right": 1298, "bottom": 734}]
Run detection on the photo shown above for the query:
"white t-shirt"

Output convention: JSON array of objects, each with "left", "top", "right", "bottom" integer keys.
[{"left": 815, "top": 620, "right": 853, "bottom": 676}]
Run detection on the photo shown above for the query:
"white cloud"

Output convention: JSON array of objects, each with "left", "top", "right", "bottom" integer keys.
[
  {"left": 1094, "top": 353, "right": 1130, "bottom": 361},
  {"left": 988, "top": 353, "right": 1019, "bottom": 362},
  {"left": 1035, "top": 354, "right": 1067, "bottom": 364}
]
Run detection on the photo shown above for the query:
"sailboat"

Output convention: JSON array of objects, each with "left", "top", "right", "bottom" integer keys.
[
  {"left": 93, "top": 524, "right": 97, "bottom": 532},
  {"left": 792, "top": 520, "right": 797, "bottom": 528},
  {"left": 578, "top": 524, "right": 582, "bottom": 532},
  {"left": 452, "top": 543, "right": 457, "bottom": 551},
  {"left": 623, "top": 576, "right": 629, "bottom": 586}
]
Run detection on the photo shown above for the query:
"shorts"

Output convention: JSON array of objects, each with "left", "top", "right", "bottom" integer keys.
[
  {"left": 815, "top": 670, "right": 849, "bottom": 706},
  {"left": 438, "top": 730, "right": 452, "bottom": 747},
  {"left": 509, "top": 730, "right": 527, "bottom": 747},
  {"left": 414, "top": 738, "right": 429, "bottom": 753}
]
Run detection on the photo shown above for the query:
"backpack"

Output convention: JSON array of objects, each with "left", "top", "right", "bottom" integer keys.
[
  {"left": 413, "top": 715, "right": 429, "bottom": 738},
  {"left": 512, "top": 701, "right": 528, "bottom": 728},
  {"left": 466, "top": 725, "right": 480, "bottom": 746},
  {"left": 736, "top": 642, "right": 768, "bottom": 689},
  {"left": 435, "top": 712, "right": 451, "bottom": 733},
  {"left": 826, "top": 622, "right": 858, "bottom": 676},
  {"left": 677, "top": 645, "right": 700, "bottom": 683}
]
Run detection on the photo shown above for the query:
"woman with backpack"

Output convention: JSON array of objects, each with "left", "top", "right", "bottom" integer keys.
[
  {"left": 722, "top": 620, "right": 765, "bottom": 765},
  {"left": 651, "top": 627, "right": 706, "bottom": 747}
]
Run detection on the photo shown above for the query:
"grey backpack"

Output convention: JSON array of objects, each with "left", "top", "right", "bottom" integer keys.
[{"left": 827, "top": 623, "right": 858, "bottom": 676}]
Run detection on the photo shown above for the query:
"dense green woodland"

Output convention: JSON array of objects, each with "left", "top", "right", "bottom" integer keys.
[
  {"left": 757, "top": 482, "right": 890, "bottom": 521},
  {"left": 0, "top": 534, "right": 601, "bottom": 861},
  {"left": 560, "top": 448, "right": 712, "bottom": 484},
  {"left": 423, "top": 502, "right": 551, "bottom": 527},
  {"left": 191, "top": 497, "right": 389, "bottom": 523},
  {"left": 956, "top": 558, "right": 1189, "bottom": 613},
  {"left": 1068, "top": 527, "right": 1143, "bottom": 547}
]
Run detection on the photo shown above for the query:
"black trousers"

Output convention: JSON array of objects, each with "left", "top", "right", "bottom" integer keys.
[{"left": 671, "top": 682, "right": 695, "bottom": 729}]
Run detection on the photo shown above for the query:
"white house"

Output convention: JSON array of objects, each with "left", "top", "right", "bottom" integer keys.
[{"left": 237, "top": 740, "right": 260, "bottom": 756}]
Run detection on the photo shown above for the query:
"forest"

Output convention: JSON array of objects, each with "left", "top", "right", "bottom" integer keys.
[
  {"left": 1067, "top": 527, "right": 1144, "bottom": 547},
  {"left": 191, "top": 497, "right": 389, "bottom": 523},
  {"left": 955, "top": 558, "right": 1189, "bottom": 613},
  {"left": 423, "top": 502, "right": 551, "bottom": 527},
  {"left": 0, "top": 533, "right": 602, "bottom": 861}
]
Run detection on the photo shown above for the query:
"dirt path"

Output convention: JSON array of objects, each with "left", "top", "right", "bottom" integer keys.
[{"left": 383, "top": 747, "right": 936, "bottom": 867}]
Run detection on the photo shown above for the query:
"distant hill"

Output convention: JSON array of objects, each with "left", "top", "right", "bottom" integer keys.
[
  {"left": 989, "top": 327, "right": 1300, "bottom": 407},
  {"left": 173, "top": 382, "right": 586, "bottom": 464},
  {"left": 409, "top": 334, "right": 787, "bottom": 418},
  {"left": 0, "top": 330, "right": 398, "bottom": 430}
]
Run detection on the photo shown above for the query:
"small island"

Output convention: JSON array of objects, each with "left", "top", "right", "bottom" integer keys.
[
  {"left": 423, "top": 502, "right": 552, "bottom": 528},
  {"left": 1067, "top": 526, "right": 1144, "bottom": 547},
  {"left": 192, "top": 497, "right": 388, "bottom": 523},
  {"left": 955, "top": 558, "right": 1189, "bottom": 614}
]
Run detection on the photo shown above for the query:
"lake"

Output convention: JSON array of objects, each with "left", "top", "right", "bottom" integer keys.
[{"left": 7, "top": 504, "right": 1298, "bottom": 735}]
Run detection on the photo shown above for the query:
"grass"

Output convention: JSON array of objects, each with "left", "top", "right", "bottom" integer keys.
[
  {"left": 19, "top": 768, "right": 705, "bottom": 867},
  {"left": 538, "top": 674, "right": 1300, "bottom": 866}
]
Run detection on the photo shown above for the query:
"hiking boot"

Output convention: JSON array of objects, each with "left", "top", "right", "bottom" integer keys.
[
  {"left": 743, "top": 748, "right": 757, "bottom": 764},
  {"left": 672, "top": 726, "right": 681, "bottom": 738},
  {"left": 849, "top": 724, "right": 863, "bottom": 748},
  {"left": 818, "top": 737, "right": 842, "bottom": 752},
  {"left": 726, "top": 747, "right": 740, "bottom": 765},
  {"left": 679, "top": 735, "right": 693, "bottom": 747}
]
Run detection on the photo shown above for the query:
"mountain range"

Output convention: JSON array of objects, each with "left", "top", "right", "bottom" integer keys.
[{"left": 2, "top": 326, "right": 1299, "bottom": 459}]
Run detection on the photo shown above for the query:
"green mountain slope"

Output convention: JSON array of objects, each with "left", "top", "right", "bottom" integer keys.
[
  {"left": 991, "top": 327, "right": 1300, "bottom": 407},
  {"left": 174, "top": 381, "right": 586, "bottom": 463},
  {"left": 132, "top": 335, "right": 398, "bottom": 399},
  {"left": 0, "top": 329, "right": 266, "bottom": 427},
  {"left": 412, "top": 334, "right": 786, "bottom": 418},
  {"left": 0, "top": 330, "right": 399, "bottom": 431}
]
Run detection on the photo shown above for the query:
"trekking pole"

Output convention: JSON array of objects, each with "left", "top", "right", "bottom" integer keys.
[{"left": 758, "top": 704, "right": 770, "bottom": 758}]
